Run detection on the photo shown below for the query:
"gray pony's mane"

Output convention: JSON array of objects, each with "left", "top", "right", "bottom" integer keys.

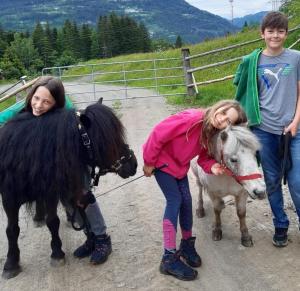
[{"left": 225, "top": 125, "right": 260, "bottom": 152}]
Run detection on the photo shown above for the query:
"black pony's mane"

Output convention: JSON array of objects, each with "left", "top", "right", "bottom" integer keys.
[
  {"left": 0, "top": 103, "right": 126, "bottom": 205},
  {"left": 83, "top": 103, "right": 126, "bottom": 169}
]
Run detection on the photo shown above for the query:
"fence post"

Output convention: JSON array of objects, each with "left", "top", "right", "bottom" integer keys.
[
  {"left": 92, "top": 65, "right": 96, "bottom": 101},
  {"left": 123, "top": 63, "right": 128, "bottom": 99},
  {"left": 16, "top": 75, "right": 27, "bottom": 102},
  {"left": 182, "top": 48, "right": 196, "bottom": 97}
]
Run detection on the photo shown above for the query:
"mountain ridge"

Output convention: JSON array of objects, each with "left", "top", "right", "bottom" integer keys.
[
  {"left": 233, "top": 11, "right": 268, "bottom": 28},
  {"left": 0, "top": 0, "right": 238, "bottom": 43}
]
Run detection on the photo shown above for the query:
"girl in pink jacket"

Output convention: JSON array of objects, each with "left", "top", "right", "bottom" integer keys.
[{"left": 143, "top": 100, "right": 247, "bottom": 281}]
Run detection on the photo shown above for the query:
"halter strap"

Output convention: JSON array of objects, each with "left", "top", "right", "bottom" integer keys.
[
  {"left": 220, "top": 149, "right": 262, "bottom": 185},
  {"left": 222, "top": 167, "right": 262, "bottom": 183}
]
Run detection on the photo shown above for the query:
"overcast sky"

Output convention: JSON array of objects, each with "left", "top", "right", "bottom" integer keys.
[{"left": 185, "top": 0, "right": 272, "bottom": 19}]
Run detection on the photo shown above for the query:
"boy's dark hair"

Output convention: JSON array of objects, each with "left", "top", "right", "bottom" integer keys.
[{"left": 261, "top": 11, "right": 288, "bottom": 32}]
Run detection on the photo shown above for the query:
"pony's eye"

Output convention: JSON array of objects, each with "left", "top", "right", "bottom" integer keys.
[{"left": 230, "top": 157, "right": 238, "bottom": 163}]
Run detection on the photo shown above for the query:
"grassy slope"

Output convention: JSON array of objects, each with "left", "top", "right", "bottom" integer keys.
[{"left": 64, "top": 18, "right": 299, "bottom": 108}]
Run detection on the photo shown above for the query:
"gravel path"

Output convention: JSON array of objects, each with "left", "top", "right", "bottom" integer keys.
[{"left": 0, "top": 84, "right": 300, "bottom": 290}]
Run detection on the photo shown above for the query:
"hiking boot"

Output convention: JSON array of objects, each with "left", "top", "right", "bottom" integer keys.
[
  {"left": 159, "top": 251, "right": 198, "bottom": 281},
  {"left": 90, "top": 234, "right": 112, "bottom": 265},
  {"left": 179, "top": 237, "right": 202, "bottom": 267},
  {"left": 73, "top": 234, "right": 95, "bottom": 258},
  {"left": 272, "top": 228, "right": 288, "bottom": 247}
]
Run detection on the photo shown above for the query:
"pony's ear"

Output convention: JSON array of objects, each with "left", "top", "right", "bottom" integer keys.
[
  {"left": 220, "top": 131, "right": 228, "bottom": 142},
  {"left": 80, "top": 113, "right": 91, "bottom": 128},
  {"left": 98, "top": 97, "right": 103, "bottom": 104}
]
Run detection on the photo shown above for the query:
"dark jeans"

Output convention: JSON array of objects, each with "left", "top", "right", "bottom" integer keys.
[
  {"left": 155, "top": 170, "right": 193, "bottom": 249},
  {"left": 252, "top": 128, "right": 300, "bottom": 228}
]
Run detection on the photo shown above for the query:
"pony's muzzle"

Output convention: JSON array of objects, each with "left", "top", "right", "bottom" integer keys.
[{"left": 253, "top": 189, "right": 266, "bottom": 200}]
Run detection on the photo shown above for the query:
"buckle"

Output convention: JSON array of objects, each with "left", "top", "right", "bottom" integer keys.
[{"left": 81, "top": 132, "right": 91, "bottom": 146}]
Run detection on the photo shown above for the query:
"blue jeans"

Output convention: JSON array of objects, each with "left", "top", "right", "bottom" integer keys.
[{"left": 252, "top": 128, "right": 300, "bottom": 228}]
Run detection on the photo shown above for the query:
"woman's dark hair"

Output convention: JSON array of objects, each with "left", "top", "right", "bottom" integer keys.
[
  {"left": 261, "top": 11, "right": 288, "bottom": 33},
  {"left": 25, "top": 76, "right": 65, "bottom": 112}
]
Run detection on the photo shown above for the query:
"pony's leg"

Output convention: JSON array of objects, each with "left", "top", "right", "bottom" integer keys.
[
  {"left": 2, "top": 200, "right": 21, "bottom": 279},
  {"left": 45, "top": 200, "right": 65, "bottom": 266},
  {"left": 235, "top": 192, "right": 253, "bottom": 247},
  {"left": 196, "top": 183, "right": 205, "bottom": 218},
  {"left": 33, "top": 198, "right": 46, "bottom": 227},
  {"left": 211, "top": 196, "right": 224, "bottom": 241}
]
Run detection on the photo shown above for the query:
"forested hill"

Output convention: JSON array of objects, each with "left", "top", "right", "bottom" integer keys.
[
  {"left": 0, "top": 0, "right": 238, "bottom": 43},
  {"left": 233, "top": 11, "right": 268, "bottom": 28}
]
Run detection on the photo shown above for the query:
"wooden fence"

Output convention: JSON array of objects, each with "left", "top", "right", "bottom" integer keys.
[{"left": 182, "top": 25, "right": 300, "bottom": 96}]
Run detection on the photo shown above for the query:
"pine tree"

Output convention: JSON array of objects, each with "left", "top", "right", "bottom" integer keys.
[
  {"left": 32, "top": 22, "right": 45, "bottom": 56},
  {"left": 80, "top": 24, "right": 92, "bottom": 61},
  {"left": 175, "top": 35, "right": 183, "bottom": 48},
  {"left": 139, "top": 23, "right": 151, "bottom": 52}
]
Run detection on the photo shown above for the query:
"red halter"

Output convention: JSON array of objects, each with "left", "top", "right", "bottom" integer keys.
[{"left": 220, "top": 150, "right": 262, "bottom": 184}]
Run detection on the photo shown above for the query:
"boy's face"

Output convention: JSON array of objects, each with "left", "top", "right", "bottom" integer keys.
[{"left": 261, "top": 27, "right": 287, "bottom": 51}]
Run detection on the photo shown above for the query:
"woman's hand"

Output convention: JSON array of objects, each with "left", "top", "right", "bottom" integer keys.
[
  {"left": 143, "top": 164, "right": 155, "bottom": 177},
  {"left": 211, "top": 163, "right": 225, "bottom": 175}
]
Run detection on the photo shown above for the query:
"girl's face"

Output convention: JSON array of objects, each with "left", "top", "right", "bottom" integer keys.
[
  {"left": 211, "top": 106, "right": 239, "bottom": 130},
  {"left": 31, "top": 86, "right": 56, "bottom": 116}
]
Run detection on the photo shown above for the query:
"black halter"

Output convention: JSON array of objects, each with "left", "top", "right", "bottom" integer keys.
[{"left": 75, "top": 111, "right": 134, "bottom": 187}]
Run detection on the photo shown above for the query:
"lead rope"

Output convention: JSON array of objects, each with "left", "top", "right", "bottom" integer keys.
[{"left": 95, "top": 164, "right": 168, "bottom": 198}]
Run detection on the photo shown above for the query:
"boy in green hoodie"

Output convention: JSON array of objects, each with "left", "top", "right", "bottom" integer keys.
[{"left": 234, "top": 11, "right": 300, "bottom": 247}]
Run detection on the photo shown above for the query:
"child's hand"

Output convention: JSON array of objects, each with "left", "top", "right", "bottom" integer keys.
[
  {"left": 211, "top": 163, "right": 225, "bottom": 175},
  {"left": 284, "top": 121, "right": 298, "bottom": 137},
  {"left": 143, "top": 165, "right": 155, "bottom": 177}
]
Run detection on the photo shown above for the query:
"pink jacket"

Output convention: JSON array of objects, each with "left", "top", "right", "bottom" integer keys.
[{"left": 143, "top": 109, "right": 216, "bottom": 179}]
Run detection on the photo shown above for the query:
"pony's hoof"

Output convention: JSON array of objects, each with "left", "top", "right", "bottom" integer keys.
[
  {"left": 50, "top": 257, "right": 66, "bottom": 267},
  {"left": 2, "top": 265, "right": 22, "bottom": 279},
  {"left": 241, "top": 236, "right": 253, "bottom": 247},
  {"left": 212, "top": 229, "right": 222, "bottom": 241},
  {"left": 196, "top": 208, "right": 205, "bottom": 218}
]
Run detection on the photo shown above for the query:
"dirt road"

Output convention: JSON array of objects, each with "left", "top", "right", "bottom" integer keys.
[{"left": 1, "top": 92, "right": 300, "bottom": 290}]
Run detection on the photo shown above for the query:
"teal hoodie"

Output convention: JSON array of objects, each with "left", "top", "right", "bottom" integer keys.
[
  {"left": 0, "top": 95, "right": 74, "bottom": 126},
  {"left": 234, "top": 48, "right": 262, "bottom": 126}
]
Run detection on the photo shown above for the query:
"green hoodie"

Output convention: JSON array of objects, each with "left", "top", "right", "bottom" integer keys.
[
  {"left": 234, "top": 48, "right": 262, "bottom": 126},
  {"left": 0, "top": 95, "right": 74, "bottom": 126}
]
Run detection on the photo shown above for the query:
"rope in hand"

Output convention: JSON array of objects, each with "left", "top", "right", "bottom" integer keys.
[{"left": 95, "top": 164, "right": 168, "bottom": 199}]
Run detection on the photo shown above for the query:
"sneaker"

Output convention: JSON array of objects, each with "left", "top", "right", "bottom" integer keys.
[
  {"left": 90, "top": 234, "right": 112, "bottom": 265},
  {"left": 272, "top": 228, "right": 288, "bottom": 247},
  {"left": 179, "top": 237, "right": 202, "bottom": 267},
  {"left": 73, "top": 235, "right": 95, "bottom": 258},
  {"left": 159, "top": 251, "right": 198, "bottom": 281}
]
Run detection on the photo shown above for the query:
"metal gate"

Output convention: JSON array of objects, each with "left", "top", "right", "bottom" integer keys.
[{"left": 42, "top": 57, "right": 187, "bottom": 105}]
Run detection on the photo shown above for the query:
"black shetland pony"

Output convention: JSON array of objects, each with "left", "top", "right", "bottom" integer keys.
[{"left": 0, "top": 101, "right": 137, "bottom": 279}]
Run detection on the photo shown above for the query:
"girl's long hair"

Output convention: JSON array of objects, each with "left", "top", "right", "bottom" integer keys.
[
  {"left": 24, "top": 76, "right": 65, "bottom": 112},
  {"left": 201, "top": 100, "right": 247, "bottom": 154}
]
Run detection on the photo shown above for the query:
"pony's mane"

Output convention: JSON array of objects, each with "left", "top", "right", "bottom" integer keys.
[
  {"left": 0, "top": 109, "right": 84, "bottom": 204},
  {"left": 84, "top": 103, "right": 126, "bottom": 168},
  {"left": 0, "top": 103, "right": 126, "bottom": 205},
  {"left": 228, "top": 125, "right": 260, "bottom": 152}
]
